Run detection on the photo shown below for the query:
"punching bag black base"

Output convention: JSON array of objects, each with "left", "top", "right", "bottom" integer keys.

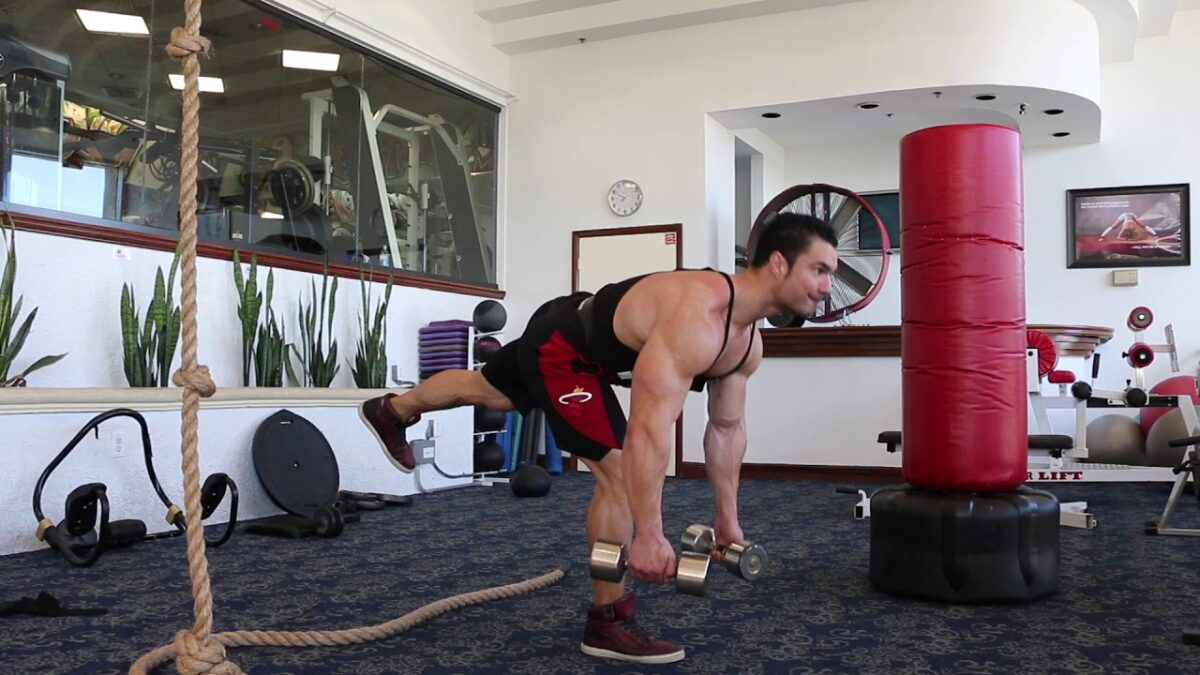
[{"left": 869, "top": 484, "right": 1060, "bottom": 603}]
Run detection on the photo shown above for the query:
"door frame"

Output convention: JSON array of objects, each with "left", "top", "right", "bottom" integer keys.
[{"left": 568, "top": 223, "right": 685, "bottom": 474}]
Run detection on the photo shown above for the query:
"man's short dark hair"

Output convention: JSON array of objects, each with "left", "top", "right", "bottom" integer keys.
[{"left": 749, "top": 211, "right": 839, "bottom": 268}]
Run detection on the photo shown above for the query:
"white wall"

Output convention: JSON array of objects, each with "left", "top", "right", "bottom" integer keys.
[
  {"left": 504, "top": 0, "right": 1107, "bottom": 467},
  {"left": 734, "top": 128, "right": 788, "bottom": 245},
  {"left": 735, "top": 152, "right": 752, "bottom": 250}
]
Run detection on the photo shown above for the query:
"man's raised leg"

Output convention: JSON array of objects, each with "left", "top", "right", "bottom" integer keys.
[{"left": 360, "top": 369, "right": 514, "bottom": 471}]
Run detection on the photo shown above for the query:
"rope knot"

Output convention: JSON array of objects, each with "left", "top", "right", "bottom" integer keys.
[
  {"left": 173, "top": 631, "right": 242, "bottom": 674},
  {"left": 166, "top": 26, "right": 213, "bottom": 60},
  {"left": 174, "top": 366, "right": 217, "bottom": 398}
]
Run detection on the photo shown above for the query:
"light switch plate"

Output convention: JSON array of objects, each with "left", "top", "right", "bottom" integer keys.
[{"left": 1112, "top": 269, "right": 1138, "bottom": 287}]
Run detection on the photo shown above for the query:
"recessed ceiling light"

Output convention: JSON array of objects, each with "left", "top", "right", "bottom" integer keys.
[
  {"left": 974, "top": 94, "right": 997, "bottom": 101},
  {"left": 1043, "top": 108, "right": 1064, "bottom": 115},
  {"left": 168, "top": 74, "right": 225, "bottom": 93},
  {"left": 282, "top": 49, "right": 341, "bottom": 72},
  {"left": 761, "top": 112, "right": 781, "bottom": 119},
  {"left": 75, "top": 9, "right": 149, "bottom": 36},
  {"left": 1052, "top": 131, "right": 1071, "bottom": 137},
  {"left": 857, "top": 102, "right": 880, "bottom": 110}
]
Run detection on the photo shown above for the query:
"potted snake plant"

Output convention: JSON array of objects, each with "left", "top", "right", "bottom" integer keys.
[
  {"left": 351, "top": 272, "right": 393, "bottom": 388},
  {"left": 0, "top": 215, "right": 67, "bottom": 386},
  {"left": 119, "top": 245, "right": 181, "bottom": 387}
]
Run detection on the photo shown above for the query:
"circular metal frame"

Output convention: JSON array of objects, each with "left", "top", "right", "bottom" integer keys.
[{"left": 747, "top": 183, "right": 892, "bottom": 324}]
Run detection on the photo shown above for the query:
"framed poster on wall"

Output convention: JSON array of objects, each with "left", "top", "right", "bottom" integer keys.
[{"left": 1067, "top": 183, "right": 1190, "bottom": 268}]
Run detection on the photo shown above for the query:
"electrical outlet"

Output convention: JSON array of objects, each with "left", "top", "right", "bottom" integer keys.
[
  {"left": 112, "top": 431, "right": 127, "bottom": 458},
  {"left": 1111, "top": 269, "right": 1138, "bottom": 287},
  {"left": 412, "top": 439, "right": 436, "bottom": 465}
]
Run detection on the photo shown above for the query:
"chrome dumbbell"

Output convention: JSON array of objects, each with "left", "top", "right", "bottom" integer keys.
[
  {"left": 680, "top": 524, "right": 768, "bottom": 581},
  {"left": 589, "top": 539, "right": 712, "bottom": 596}
]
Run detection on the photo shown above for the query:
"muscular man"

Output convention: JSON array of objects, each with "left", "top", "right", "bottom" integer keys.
[{"left": 359, "top": 212, "right": 838, "bottom": 664}]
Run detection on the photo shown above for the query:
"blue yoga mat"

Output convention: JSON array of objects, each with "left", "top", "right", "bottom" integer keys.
[
  {"left": 544, "top": 418, "right": 563, "bottom": 474},
  {"left": 497, "top": 411, "right": 516, "bottom": 470}
]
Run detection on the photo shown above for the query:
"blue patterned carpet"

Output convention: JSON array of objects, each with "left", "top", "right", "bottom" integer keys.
[{"left": 2, "top": 472, "right": 1200, "bottom": 674}]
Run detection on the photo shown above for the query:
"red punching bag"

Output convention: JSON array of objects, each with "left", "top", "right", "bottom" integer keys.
[{"left": 900, "top": 124, "right": 1027, "bottom": 492}]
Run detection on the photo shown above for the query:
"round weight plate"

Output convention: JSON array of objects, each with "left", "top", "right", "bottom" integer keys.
[
  {"left": 1127, "top": 306, "right": 1153, "bottom": 331},
  {"left": 680, "top": 524, "right": 715, "bottom": 553},
  {"left": 1026, "top": 330, "right": 1059, "bottom": 378},
  {"left": 252, "top": 410, "right": 340, "bottom": 519},
  {"left": 269, "top": 159, "right": 316, "bottom": 214},
  {"left": 314, "top": 507, "right": 344, "bottom": 538},
  {"left": 727, "top": 543, "right": 768, "bottom": 580},
  {"left": 590, "top": 541, "right": 626, "bottom": 582},
  {"left": 1127, "top": 343, "right": 1155, "bottom": 368},
  {"left": 676, "top": 552, "right": 711, "bottom": 597}
]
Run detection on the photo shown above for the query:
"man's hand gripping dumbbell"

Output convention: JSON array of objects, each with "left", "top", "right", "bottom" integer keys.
[
  {"left": 589, "top": 534, "right": 713, "bottom": 596},
  {"left": 589, "top": 525, "right": 768, "bottom": 595},
  {"left": 680, "top": 524, "right": 768, "bottom": 581}
]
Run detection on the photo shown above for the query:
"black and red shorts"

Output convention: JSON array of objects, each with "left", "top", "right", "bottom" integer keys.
[{"left": 479, "top": 293, "right": 627, "bottom": 461}]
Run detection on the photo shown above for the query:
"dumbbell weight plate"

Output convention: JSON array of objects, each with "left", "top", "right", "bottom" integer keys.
[
  {"left": 680, "top": 524, "right": 715, "bottom": 553},
  {"left": 676, "top": 552, "right": 711, "bottom": 596},
  {"left": 590, "top": 541, "right": 626, "bottom": 582},
  {"left": 723, "top": 542, "right": 767, "bottom": 580},
  {"left": 314, "top": 507, "right": 344, "bottom": 538}
]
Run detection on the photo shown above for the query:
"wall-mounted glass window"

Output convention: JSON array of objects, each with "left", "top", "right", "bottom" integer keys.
[{"left": 0, "top": 0, "right": 500, "bottom": 287}]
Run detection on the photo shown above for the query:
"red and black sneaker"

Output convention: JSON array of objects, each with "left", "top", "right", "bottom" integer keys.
[
  {"left": 359, "top": 394, "right": 420, "bottom": 471},
  {"left": 580, "top": 593, "right": 685, "bottom": 664}
]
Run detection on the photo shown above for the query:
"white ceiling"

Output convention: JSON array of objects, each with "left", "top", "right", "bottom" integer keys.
[
  {"left": 475, "top": 0, "right": 869, "bottom": 54},
  {"left": 477, "top": 0, "right": 1186, "bottom": 150},
  {"left": 474, "top": 0, "right": 1185, "bottom": 60},
  {"left": 711, "top": 84, "right": 1100, "bottom": 150}
]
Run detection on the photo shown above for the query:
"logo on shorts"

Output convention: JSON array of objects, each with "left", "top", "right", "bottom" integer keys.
[{"left": 557, "top": 385, "right": 594, "bottom": 405}]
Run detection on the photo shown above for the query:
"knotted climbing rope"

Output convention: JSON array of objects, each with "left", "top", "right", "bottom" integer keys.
[{"left": 129, "top": 2, "right": 563, "bottom": 672}]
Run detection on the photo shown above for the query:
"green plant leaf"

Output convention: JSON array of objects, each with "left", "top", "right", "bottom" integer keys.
[
  {"left": 0, "top": 306, "right": 34, "bottom": 378},
  {"left": 232, "top": 249, "right": 245, "bottom": 296},
  {"left": 0, "top": 241, "right": 13, "bottom": 350},
  {"left": 10, "top": 351, "right": 68, "bottom": 382},
  {"left": 167, "top": 243, "right": 181, "bottom": 305}
]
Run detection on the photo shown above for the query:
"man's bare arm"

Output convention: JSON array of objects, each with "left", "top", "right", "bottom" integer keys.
[
  {"left": 704, "top": 332, "right": 762, "bottom": 539},
  {"left": 622, "top": 301, "right": 724, "bottom": 539}
]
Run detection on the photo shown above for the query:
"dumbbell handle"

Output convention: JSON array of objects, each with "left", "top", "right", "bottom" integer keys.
[{"left": 589, "top": 540, "right": 710, "bottom": 596}]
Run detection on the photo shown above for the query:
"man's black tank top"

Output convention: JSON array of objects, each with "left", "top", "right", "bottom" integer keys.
[{"left": 582, "top": 269, "right": 756, "bottom": 391}]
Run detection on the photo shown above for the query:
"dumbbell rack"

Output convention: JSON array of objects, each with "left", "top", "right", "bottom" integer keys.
[{"left": 470, "top": 322, "right": 510, "bottom": 488}]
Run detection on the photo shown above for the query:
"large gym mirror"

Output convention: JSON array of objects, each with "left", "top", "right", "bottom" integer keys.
[{"left": 0, "top": 0, "right": 498, "bottom": 286}]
